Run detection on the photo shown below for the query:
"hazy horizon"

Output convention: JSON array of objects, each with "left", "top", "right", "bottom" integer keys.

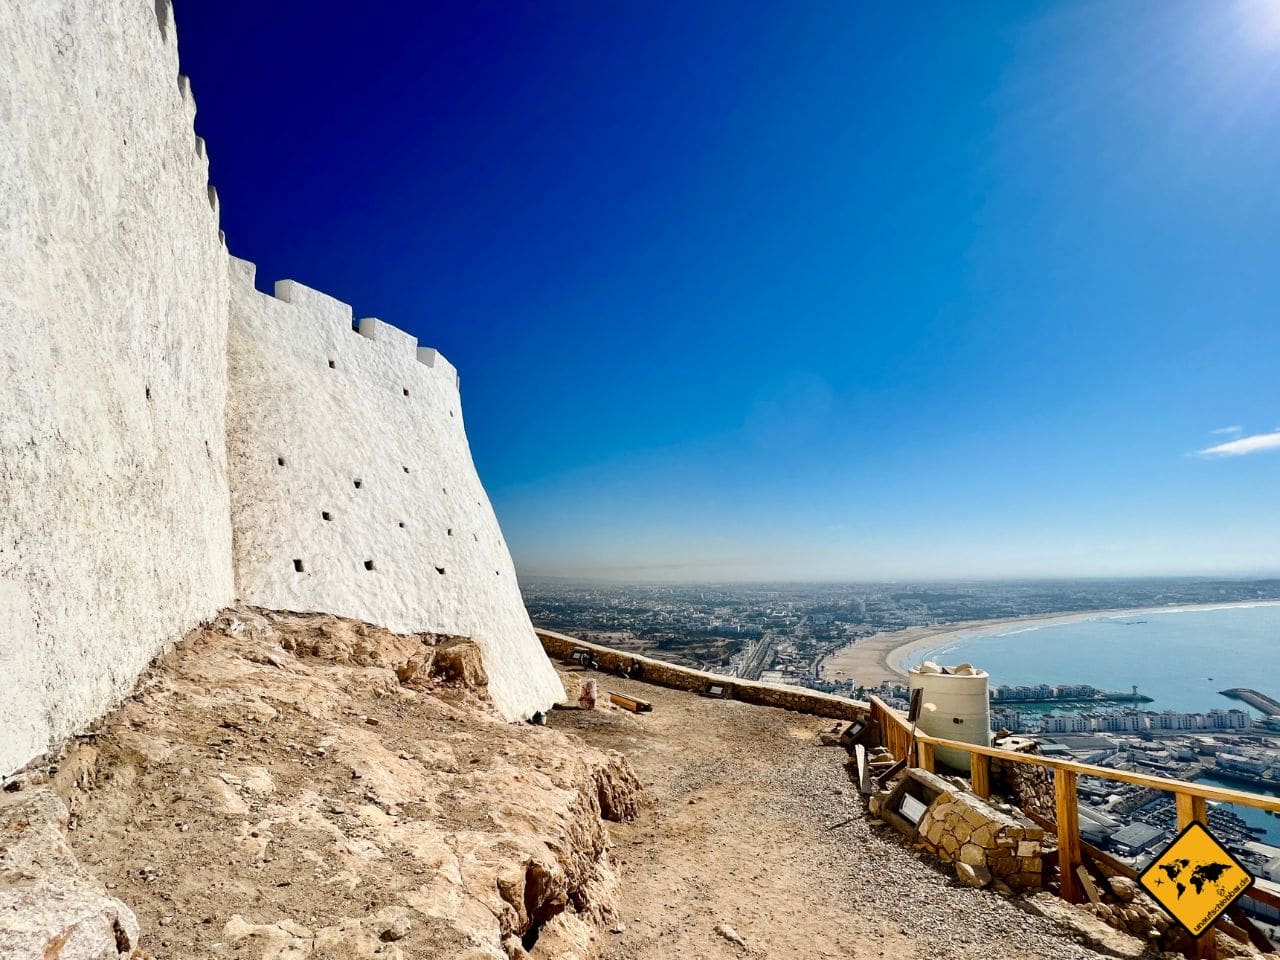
[
  {"left": 518, "top": 571, "right": 1280, "bottom": 587},
  {"left": 176, "top": 0, "right": 1280, "bottom": 582}
]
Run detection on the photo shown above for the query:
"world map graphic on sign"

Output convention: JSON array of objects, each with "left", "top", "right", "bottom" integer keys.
[{"left": 1137, "top": 821, "right": 1254, "bottom": 937}]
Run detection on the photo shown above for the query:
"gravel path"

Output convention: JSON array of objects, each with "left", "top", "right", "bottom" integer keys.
[{"left": 551, "top": 670, "right": 1150, "bottom": 960}]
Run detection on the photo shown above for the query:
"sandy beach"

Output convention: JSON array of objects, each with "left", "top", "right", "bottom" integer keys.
[{"left": 818, "top": 601, "right": 1280, "bottom": 688}]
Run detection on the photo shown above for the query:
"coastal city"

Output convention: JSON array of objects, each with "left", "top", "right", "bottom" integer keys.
[
  {"left": 525, "top": 576, "right": 1280, "bottom": 935},
  {"left": 523, "top": 576, "right": 1280, "bottom": 685}
]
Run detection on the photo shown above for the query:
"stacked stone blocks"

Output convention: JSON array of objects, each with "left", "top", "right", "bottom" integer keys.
[{"left": 902, "top": 770, "right": 1046, "bottom": 890}]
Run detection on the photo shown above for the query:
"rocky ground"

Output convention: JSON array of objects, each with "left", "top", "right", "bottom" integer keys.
[
  {"left": 551, "top": 669, "right": 1156, "bottom": 960},
  {"left": 2, "top": 607, "right": 640, "bottom": 960},
  {"left": 2, "top": 607, "right": 1182, "bottom": 960}
]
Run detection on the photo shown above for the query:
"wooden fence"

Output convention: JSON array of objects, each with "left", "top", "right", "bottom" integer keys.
[{"left": 868, "top": 697, "right": 1280, "bottom": 959}]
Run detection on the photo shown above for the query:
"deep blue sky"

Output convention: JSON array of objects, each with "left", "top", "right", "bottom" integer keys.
[{"left": 174, "top": 0, "right": 1280, "bottom": 581}]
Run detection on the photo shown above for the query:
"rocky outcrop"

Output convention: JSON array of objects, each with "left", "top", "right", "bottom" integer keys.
[
  {"left": 2, "top": 607, "right": 640, "bottom": 960},
  {"left": 1079, "top": 875, "right": 1264, "bottom": 957},
  {"left": 0, "top": 788, "right": 139, "bottom": 959}
]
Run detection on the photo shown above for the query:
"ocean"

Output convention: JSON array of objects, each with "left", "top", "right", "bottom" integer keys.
[
  {"left": 904, "top": 602, "right": 1280, "bottom": 843},
  {"left": 904, "top": 602, "right": 1280, "bottom": 715}
]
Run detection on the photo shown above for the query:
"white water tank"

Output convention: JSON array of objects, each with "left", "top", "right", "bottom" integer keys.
[{"left": 908, "top": 661, "right": 991, "bottom": 773}]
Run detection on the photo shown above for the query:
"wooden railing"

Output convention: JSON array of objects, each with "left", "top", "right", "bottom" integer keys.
[{"left": 868, "top": 697, "right": 1280, "bottom": 959}]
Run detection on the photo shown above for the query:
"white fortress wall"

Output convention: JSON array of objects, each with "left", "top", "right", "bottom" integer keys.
[
  {"left": 0, "top": 2, "right": 235, "bottom": 773},
  {"left": 225, "top": 258, "right": 565, "bottom": 720}
]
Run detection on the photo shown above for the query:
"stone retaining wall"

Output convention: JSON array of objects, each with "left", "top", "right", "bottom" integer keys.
[
  {"left": 536, "top": 630, "right": 869, "bottom": 722},
  {"left": 990, "top": 739, "right": 1056, "bottom": 821},
  {"left": 904, "top": 770, "right": 1045, "bottom": 890}
]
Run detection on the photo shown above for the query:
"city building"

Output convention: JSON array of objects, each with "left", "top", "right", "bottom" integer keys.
[{"left": 1109, "top": 822, "right": 1167, "bottom": 858}]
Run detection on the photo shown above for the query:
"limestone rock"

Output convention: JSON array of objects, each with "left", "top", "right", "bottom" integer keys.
[
  {"left": 430, "top": 638, "right": 490, "bottom": 687},
  {"left": 1107, "top": 876, "right": 1139, "bottom": 903},
  {"left": 0, "top": 877, "right": 140, "bottom": 960},
  {"left": 956, "top": 862, "right": 992, "bottom": 888},
  {"left": 0, "top": 789, "right": 140, "bottom": 960},
  {"left": 715, "top": 922, "right": 749, "bottom": 949},
  {"left": 959, "top": 842, "right": 987, "bottom": 867},
  {"left": 24, "top": 608, "right": 642, "bottom": 960}
]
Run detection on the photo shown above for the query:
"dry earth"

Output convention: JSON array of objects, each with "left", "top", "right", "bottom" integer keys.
[
  {"left": 4, "top": 607, "right": 640, "bottom": 960},
  {"left": 552, "top": 669, "right": 1153, "bottom": 960},
  {"left": 3, "top": 608, "right": 1160, "bottom": 960}
]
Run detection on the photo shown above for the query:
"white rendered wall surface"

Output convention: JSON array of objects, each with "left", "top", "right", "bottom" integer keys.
[
  {"left": 225, "top": 258, "right": 565, "bottom": 719},
  {"left": 0, "top": 3, "right": 235, "bottom": 773}
]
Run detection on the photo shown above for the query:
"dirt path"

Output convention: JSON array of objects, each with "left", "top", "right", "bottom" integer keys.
[{"left": 552, "top": 670, "right": 1146, "bottom": 960}]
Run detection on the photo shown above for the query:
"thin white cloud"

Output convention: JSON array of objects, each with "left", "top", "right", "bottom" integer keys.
[
  {"left": 1198, "top": 430, "right": 1280, "bottom": 457},
  {"left": 1211, "top": 425, "right": 1243, "bottom": 436}
]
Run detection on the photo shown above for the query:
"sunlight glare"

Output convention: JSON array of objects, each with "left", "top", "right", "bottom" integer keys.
[{"left": 1238, "top": 0, "right": 1280, "bottom": 48}]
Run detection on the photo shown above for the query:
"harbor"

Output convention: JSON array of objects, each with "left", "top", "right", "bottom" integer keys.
[{"left": 1222, "top": 687, "right": 1280, "bottom": 717}]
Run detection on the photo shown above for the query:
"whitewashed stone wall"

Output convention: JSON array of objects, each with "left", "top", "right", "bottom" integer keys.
[
  {"left": 0, "top": 1, "right": 564, "bottom": 774},
  {"left": 225, "top": 258, "right": 564, "bottom": 720},
  {"left": 0, "top": 2, "right": 235, "bottom": 773}
]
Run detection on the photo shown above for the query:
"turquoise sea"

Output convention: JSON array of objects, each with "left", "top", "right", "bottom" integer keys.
[
  {"left": 904, "top": 602, "right": 1280, "bottom": 843},
  {"left": 904, "top": 602, "right": 1280, "bottom": 715}
]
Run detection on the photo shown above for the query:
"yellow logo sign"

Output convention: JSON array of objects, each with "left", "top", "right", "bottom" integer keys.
[{"left": 1137, "top": 821, "right": 1254, "bottom": 936}]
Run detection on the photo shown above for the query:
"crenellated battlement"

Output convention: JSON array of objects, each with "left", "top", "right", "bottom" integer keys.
[
  {"left": 0, "top": 0, "right": 560, "bottom": 778},
  {"left": 416, "top": 346, "right": 459, "bottom": 385},
  {"left": 154, "top": 0, "right": 174, "bottom": 44},
  {"left": 165, "top": 22, "right": 219, "bottom": 241},
  {"left": 228, "top": 256, "right": 461, "bottom": 391},
  {"left": 225, "top": 248, "right": 556, "bottom": 722},
  {"left": 358, "top": 316, "right": 418, "bottom": 357}
]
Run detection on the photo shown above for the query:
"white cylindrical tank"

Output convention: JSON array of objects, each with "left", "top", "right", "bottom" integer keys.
[{"left": 908, "top": 661, "right": 991, "bottom": 773}]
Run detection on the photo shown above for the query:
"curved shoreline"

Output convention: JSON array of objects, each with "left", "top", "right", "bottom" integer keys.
[{"left": 819, "top": 600, "right": 1280, "bottom": 688}]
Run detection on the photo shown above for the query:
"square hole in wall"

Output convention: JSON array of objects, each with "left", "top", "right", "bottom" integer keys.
[
  {"left": 403, "top": 388, "right": 410, "bottom": 397},
  {"left": 353, "top": 479, "right": 363, "bottom": 489},
  {"left": 328, "top": 359, "right": 336, "bottom": 369},
  {"left": 322, "top": 511, "right": 333, "bottom": 521},
  {"left": 398, "top": 521, "right": 406, "bottom": 529},
  {"left": 447, "top": 528, "right": 453, "bottom": 536},
  {"left": 364, "top": 560, "right": 376, "bottom": 571},
  {"left": 293, "top": 559, "right": 305, "bottom": 572},
  {"left": 403, "top": 466, "right": 410, "bottom": 474}
]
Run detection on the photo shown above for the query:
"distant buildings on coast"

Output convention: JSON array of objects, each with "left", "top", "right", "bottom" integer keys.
[
  {"left": 990, "top": 682, "right": 1153, "bottom": 705},
  {"left": 1036, "top": 707, "right": 1250, "bottom": 734}
]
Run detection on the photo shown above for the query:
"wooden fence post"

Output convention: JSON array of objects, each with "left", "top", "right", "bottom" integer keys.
[
  {"left": 1175, "top": 792, "right": 1216, "bottom": 960},
  {"left": 971, "top": 753, "right": 991, "bottom": 799},
  {"left": 1175, "top": 792, "right": 1207, "bottom": 830},
  {"left": 1054, "top": 768, "right": 1081, "bottom": 904},
  {"left": 917, "top": 741, "right": 935, "bottom": 772}
]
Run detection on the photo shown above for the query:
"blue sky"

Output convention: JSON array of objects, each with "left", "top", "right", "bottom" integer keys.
[{"left": 174, "top": 0, "right": 1280, "bottom": 581}]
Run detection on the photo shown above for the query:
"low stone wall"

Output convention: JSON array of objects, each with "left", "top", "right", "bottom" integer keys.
[
  {"left": 892, "top": 769, "right": 1044, "bottom": 890},
  {"left": 990, "top": 739, "right": 1055, "bottom": 821},
  {"left": 536, "top": 630, "right": 869, "bottom": 722}
]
